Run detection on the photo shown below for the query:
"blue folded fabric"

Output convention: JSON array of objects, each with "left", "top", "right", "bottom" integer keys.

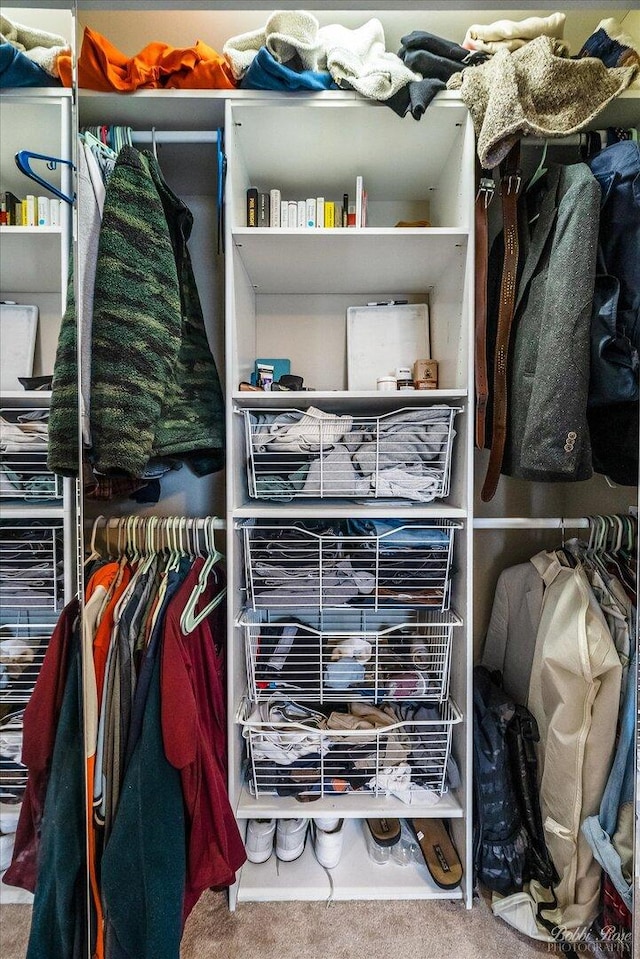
[
  {"left": 0, "top": 44, "right": 61, "bottom": 87},
  {"left": 240, "top": 46, "right": 337, "bottom": 92},
  {"left": 346, "top": 518, "right": 451, "bottom": 547}
]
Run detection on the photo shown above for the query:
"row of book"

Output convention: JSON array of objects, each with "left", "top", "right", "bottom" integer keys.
[
  {"left": 247, "top": 177, "right": 367, "bottom": 229},
  {"left": 0, "top": 191, "right": 63, "bottom": 227}
]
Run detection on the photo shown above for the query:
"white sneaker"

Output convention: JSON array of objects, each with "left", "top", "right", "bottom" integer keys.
[
  {"left": 275, "top": 818, "right": 309, "bottom": 862},
  {"left": 313, "top": 818, "right": 344, "bottom": 869},
  {"left": 0, "top": 833, "right": 15, "bottom": 872},
  {"left": 245, "top": 819, "right": 276, "bottom": 863}
]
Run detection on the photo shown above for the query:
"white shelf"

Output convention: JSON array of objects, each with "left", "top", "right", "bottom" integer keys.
[
  {"left": 0, "top": 391, "right": 52, "bottom": 403},
  {"left": 0, "top": 227, "right": 64, "bottom": 293},
  {"left": 79, "top": 88, "right": 359, "bottom": 130},
  {"left": 233, "top": 504, "right": 467, "bottom": 519},
  {"left": 70, "top": 71, "right": 640, "bottom": 137},
  {"left": 0, "top": 88, "right": 72, "bottom": 101},
  {"left": 236, "top": 784, "right": 464, "bottom": 820},
  {"left": 233, "top": 390, "right": 467, "bottom": 408},
  {"left": 0, "top": 227, "right": 62, "bottom": 235},
  {"left": 232, "top": 230, "right": 468, "bottom": 295},
  {"left": 236, "top": 817, "right": 464, "bottom": 903},
  {"left": 0, "top": 505, "right": 65, "bottom": 519}
]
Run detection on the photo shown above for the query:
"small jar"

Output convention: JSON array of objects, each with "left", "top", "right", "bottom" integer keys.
[
  {"left": 397, "top": 380, "right": 415, "bottom": 391},
  {"left": 377, "top": 376, "right": 397, "bottom": 392},
  {"left": 414, "top": 359, "right": 438, "bottom": 389}
]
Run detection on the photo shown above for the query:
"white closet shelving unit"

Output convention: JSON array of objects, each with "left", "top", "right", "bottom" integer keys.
[
  {"left": 47, "top": 0, "right": 640, "bottom": 944},
  {"left": 224, "top": 93, "right": 476, "bottom": 908},
  {"left": 0, "top": 87, "right": 76, "bottom": 904}
]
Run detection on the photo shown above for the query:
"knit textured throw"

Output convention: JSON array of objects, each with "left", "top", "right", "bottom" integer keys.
[{"left": 447, "top": 36, "right": 638, "bottom": 168}]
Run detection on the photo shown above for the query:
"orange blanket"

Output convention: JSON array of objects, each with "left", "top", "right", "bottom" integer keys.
[{"left": 59, "top": 26, "right": 236, "bottom": 90}]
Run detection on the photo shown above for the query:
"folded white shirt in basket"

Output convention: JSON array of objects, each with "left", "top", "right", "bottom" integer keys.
[{"left": 253, "top": 407, "right": 354, "bottom": 453}]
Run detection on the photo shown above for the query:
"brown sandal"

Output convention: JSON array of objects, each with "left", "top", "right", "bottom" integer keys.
[
  {"left": 365, "top": 818, "right": 401, "bottom": 846},
  {"left": 409, "top": 818, "right": 463, "bottom": 889}
]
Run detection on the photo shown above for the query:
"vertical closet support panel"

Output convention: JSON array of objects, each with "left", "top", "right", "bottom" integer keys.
[{"left": 461, "top": 110, "right": 477, "bottom": 912}]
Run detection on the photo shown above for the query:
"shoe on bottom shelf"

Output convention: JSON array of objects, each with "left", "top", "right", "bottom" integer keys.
[
  {"left": 245, "top": 818, "right": 276, "bottom": 863},
  {"left": 276, "top": 818, "right": 309, "bottom": 862},
  {"left": 312, "top": 817, "right": 344, "bottom": 869},
  {"left": 409, "top": 818, "right": 463, "bottom": 889}
]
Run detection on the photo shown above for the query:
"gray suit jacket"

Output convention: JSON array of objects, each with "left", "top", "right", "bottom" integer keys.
[
  {"left": 481, "top": 560, "right": 543, "bottom": 706},
  {"left": 502, "top": 162, "right": 601, "bottom": 481}
]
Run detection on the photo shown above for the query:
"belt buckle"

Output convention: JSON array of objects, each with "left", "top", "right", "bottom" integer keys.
[
  {"left": 503, "top": 171, "right": 522, "bottom": 196},
  {"left": 476, "top": 176, "right": 495, "bottom": 209}
]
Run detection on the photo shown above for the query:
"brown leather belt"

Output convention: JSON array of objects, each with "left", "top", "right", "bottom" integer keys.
[
  {"left": 474, "top": 168, "right": 495, "bottom": 450},
  {"left": 481, "top": 144, "right": 522, "bottom": 503}
]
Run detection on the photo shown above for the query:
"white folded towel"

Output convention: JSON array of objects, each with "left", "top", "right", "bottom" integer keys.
[{"left": 463, "top": 12, "right": 568, "bottom": 56}]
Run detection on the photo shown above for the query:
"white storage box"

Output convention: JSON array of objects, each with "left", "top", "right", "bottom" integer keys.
[{"left": 0, "top": 305, "right": 38, "bottom": 391}]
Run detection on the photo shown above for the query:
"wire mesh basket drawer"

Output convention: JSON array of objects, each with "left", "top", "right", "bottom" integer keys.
[
  {"left": 238, "top": 697, "right": 462, "bottom": 799},
  {"left": 0, "top": 711, "right": 27, "bottom": 805},
  {"left": 0, "top": 521, "right": 64, "bottom": 611},
  {"left": 0, "top": 408, "right": 62, "bottom": 502},
  {"left": 240, "top": 519, "right": 461, "bottom": 612},
  {"left": 240, "top": 607, "right": 462, "bottom": 703},
  {"left": 242, "top": 405, "right": 461, "bottom": 502},
  {"left": 0, "top": 616, "right": 57, "bottom": 704}
]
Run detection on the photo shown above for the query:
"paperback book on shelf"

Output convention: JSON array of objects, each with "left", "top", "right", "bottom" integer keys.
[
  {"left": 355, "top": 176, "right": 367, "bottom": 228},
  {"left": 246, "top": 187, "right": 258, "bottom": 227},
  {"left": 258, "top": 191, "right": 270, "bottom": 227}
]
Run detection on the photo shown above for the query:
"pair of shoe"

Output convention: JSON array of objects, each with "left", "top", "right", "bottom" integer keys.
[{"left": 245, "top": 817, "right": 344, "bottom": 868}]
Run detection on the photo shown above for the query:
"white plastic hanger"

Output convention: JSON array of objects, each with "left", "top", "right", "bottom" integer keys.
[
  {"left": 527, "top": 140, "right": 548, "bottom": 193},
  {"left": 180, "top": 518, "right": 226, "bottom": 635},
  {"left": 85, "top": 514, "right": 105, "bottom": 565}
]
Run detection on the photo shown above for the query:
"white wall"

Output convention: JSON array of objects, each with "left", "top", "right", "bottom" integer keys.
[{"left": 77, "top": 7, "right": 632, "bottom": 57}]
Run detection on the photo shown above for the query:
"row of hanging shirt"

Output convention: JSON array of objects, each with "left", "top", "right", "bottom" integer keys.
[
  {"left": 481, "top": 513, "right": 637, "bottom": 946},
  {"left": 6, "top": 516, "right": 246, "bottom": 959}
]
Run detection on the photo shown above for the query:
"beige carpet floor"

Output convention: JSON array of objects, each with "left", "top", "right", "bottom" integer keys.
[{"left": 1, "top": 891, "right": 552, "bottom": 959}]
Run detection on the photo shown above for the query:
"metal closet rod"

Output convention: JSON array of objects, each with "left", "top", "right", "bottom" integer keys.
[
  {"left": 99, "top": 515, "right": 226, "bottom": 530},
  {"left": 474, "top": 518, "right": 590, "bottom": 529},
  {"left": 130, "top": 130, "right": 218, "bottom": 145},
  {"left": 522, "top": 133, "right": 609, "bottom": 148}
]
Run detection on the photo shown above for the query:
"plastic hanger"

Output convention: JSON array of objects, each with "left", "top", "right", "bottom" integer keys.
[
  {"left": 180, "top": 518, "right": 226, "bottom": 635},
  {"left": 527, "top": 140, "right": 548, "bottom": 193},
  {"left": 85, "top": 514, "right": 105, "bottom": 565},
  {"left": 15, "top": 150, "right": 75, "bottom": 204},
  {"left": 80, "top": 130, "right": 117, "bottom": 161}
]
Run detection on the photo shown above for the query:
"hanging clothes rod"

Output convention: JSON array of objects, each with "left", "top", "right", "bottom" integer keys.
[
  {"left": 130, "top": 130, "right": 218, "bottom": 145},
  {"left": 520, "top": 132, "right": 626, "bottom": 148},
  {"left": 473, "top": 518, "right": 589, "bottom": 529},
  {"left": 99, "top": 515, "right": 226, "bottom": 530}
]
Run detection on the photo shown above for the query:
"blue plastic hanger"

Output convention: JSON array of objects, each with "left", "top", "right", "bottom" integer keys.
[{"left": 14, "top": 150, "right": 75, "bottom": 204}]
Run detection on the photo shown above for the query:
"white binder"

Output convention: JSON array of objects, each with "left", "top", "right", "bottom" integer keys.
[{"left": 0, "top": 304, "right": 38, "bottom": 391}]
